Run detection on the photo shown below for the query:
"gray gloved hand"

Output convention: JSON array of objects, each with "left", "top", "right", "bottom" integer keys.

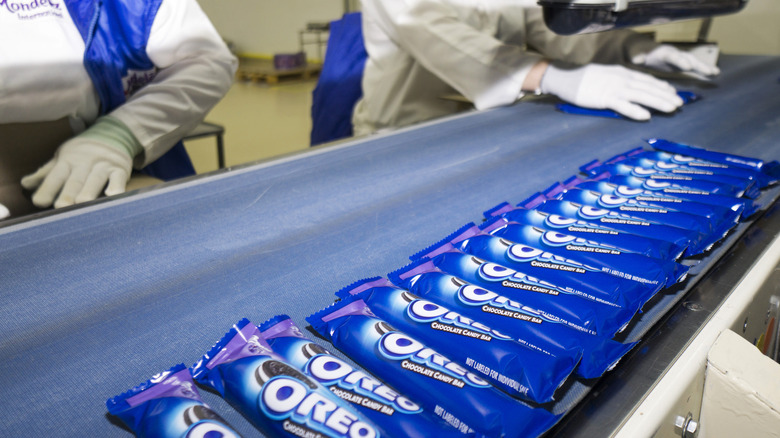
[
  {"left": 628, "top": 41, "right": 720, "bottom": 76},
  {"left": 20, "top": 116, "right": 141, "bottom": 209},
  {"left": 21, "top": 138, "right": 133, "bottom": 208},
  {"left": 0, "top": 202, "right": 9, "bottom": 219},
  {"left": 540, "top": 63, "right": 684, "bottom": 121}
]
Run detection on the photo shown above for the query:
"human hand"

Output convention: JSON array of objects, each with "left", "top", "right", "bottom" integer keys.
[
  {"left": 540, "top": 63, "right": 684, "bottom": 121},
  {"left": 628, "top": 41, "right": 720, "bottom": 77},
  {"left": 21, "top": 138, "right": 132, "bottom": 208}
]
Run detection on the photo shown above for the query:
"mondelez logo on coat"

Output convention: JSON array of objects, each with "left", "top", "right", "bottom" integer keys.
[
  {"left": 1, "top": 0, "right": 63, "bottom": 20},
  {"left": 123, "top": 69, "right": 158, "bottom": 97}
]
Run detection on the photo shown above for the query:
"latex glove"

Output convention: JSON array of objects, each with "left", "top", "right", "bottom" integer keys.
[
  {"left": 21, "top": 138, "right": 133, "bottom": 208},
  {"left": 0, "top": 202, "right": 9, "bottom": 219},
  {"left": 628, "top": 41, "right": 720, "bottom": 76},
  {"left": 540, "top": 63, "right": 684, "bottom": 121}
]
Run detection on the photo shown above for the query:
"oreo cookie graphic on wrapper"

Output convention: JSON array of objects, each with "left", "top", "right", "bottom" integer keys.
[
  {"left": 374, "top": 321, "right": 395, "bottom": 336},
  {"left": 400, "top": 291, "right": 416, "bottom": 303},
  {"left": 254, "top": 359, "right": 317, "bottom": 389},
  {"left": 183, "top": 405, "right": 230, "bottom": 427},
  {"left": 301, "top": 342, "right": 327, "bottom": 359}
]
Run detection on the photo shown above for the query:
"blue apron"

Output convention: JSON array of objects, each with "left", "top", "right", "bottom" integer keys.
[
  {"left": 310, "top": 12, "right": 367, "bottom": 146},
  {"left": 65, "top": 0, "right": 195, "bottom": 181}
]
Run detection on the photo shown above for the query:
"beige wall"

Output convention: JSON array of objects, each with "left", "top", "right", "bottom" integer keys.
[
  {"left": 637, "top": 0, "right": 780, "bottom": 55},
  {"left": 195, "top": 0, "right": 778, "bottom": 59},
  {"left": 710, "top": 0, "right": 780, "bottom": 55},
  {"left": 196, "top": 0, "right": 346, "bottom": 60}
]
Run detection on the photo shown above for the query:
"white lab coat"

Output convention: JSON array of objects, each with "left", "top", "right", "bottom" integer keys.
[
  {"left": 0, "top": 0, "right": 237, "bottom": 167},
  {"left": 352, "top": 0, "right": 640, "bottom": 136}
]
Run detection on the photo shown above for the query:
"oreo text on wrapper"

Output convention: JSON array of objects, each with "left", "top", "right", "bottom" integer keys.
[
  {"left": 190, "top": 318, "right": 381, "bottom": 438},
  {"left": 106, "top": 364, "right": 242, "bottom": 438},
  {"left": 560, "top": 177, "right": 743, "bottom": 230},
  {"left": 617, "top": 144, "right": 777, "bottom": 189},
  {"left": 581, "top": 160, "right": 751, "bottom": 199},
  {"left": 484, "top": 202, "right": 687, "bottom": 261},
  {"left": 258, "top": 314, "right": 468, "bottom": 438},
  {"left": 604, "top": 174, "right": 758, "bottom": 219},
  {"left": 334, "top": 278, "right": 578, "bottom": 403},
  {"left": 413, "top": 222, "right": 656, "bottom": 315},
  {"left": 306, "top": 299, "right": 563, "bottom": 438},
  {"left": 522, "top": 197, "right": 707, "bottom": 257},
  {"left": 413, "top": 247, "right": 640, "bottom": 337},
  {"left": 544, "top": 186, "right": 733, "bottom": 255},
  {"left": 646, "top": 138, "right": 780, "bottom": 178},
  {"left": 387, "top": 259, "right": 636, "bottom": 379},
  {"left": 479, "top": 216, "right": 689, "bottom": 289},
  {"left": 602, "top": 154, "right": 761, "bottom": 199}
]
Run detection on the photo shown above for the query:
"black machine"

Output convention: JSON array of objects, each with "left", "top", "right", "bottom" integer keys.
[{"left": 539, "top": 0, "right": 748, "bottom": 35}]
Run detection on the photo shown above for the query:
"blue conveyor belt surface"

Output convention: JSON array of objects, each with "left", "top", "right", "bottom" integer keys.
[{"left": 1, "top": 55, "right": 779, "bottom": 436}]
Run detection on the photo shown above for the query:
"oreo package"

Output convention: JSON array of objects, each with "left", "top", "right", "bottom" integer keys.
[
  {"left": 307, "top": 299, "right": 562, "bottom": 438},
  {"left": 619, "top": 144, "right": 777, "bottom": 189},
  {"left": 191, "top": 319, "right": 381, "bottom": 438},
  {"left": 647, "top": 138, "right": 780, "bottom": 177},
  {"left": 603, "top": 174, "right": 758, "bottom": 219},
  {"left": 559, "top": 176, "right": 743, "bottom": 227},
  {"left": 543, "top": 186, "right": 732, "bottom": 253},
  {"left": 388, "top": 259, "right": 636, "bottom": 379},
  {"left": 415, "top": 245, "right": 642, "bottom": 337},
  {"left": 580, "top": 159, "right": 753, "bottom": 199},
  {"left": 484, "top": 202, "right": 686, "bottom": 261},
  {"left": 480, "top": 216, "right": 689, "bottom": 289},
  {"left": 601, "top": 152, "right": 761, "bottom": 199},
  {"left": 520, "top": 195, "right": 708, "bottom": 257},
  {"left": 547, "top": 187, "right": 719, "bottom": 238},
  {"left": 413, "top": 222, "right": 657, "bottom": 314},
  {"left": 334, "top": 278, "right": 578, "bottom": 403},
  {"left": 258, "top": 315, "right": 467, "bottom": 438},
  {"left": 600, "top": 148, "right": 762, "bottom": 199},
  {"left": 106, "top": 364, "right": 242, "bottom": 438}
]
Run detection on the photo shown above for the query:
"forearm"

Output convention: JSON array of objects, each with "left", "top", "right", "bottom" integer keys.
[
  {"left": 378, "top": 0, "right": 544, "bottom": 109},
  {"left": 521, "top": 60, "right": 550, "bottom": 94},
  {"left": 524, "top": 6, "right": 646, "bottom": 65},
  {"left": 109, "top": 55, "right": 235, "bottom": 167}
]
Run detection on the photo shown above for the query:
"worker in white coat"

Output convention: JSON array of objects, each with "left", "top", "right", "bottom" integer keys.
[
  {"left": 352, "top": 0, "right": 718, "bottom": 136},
  {"left": 0, "top": 0, "right": 237, "bottom": 219}
]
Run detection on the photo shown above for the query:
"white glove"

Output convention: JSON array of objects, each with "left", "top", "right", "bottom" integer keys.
[
  {"left": 0, "top": 202, "right": 9, "bottom": 219},
  {"left": 21, "top": 138, "right": 133, "bottom": 209},
  {"left": 540, "top": 63, "right": 684, "bottom": 121},
  {"left": 628, "top": 41, "right": 720, "bottom": 76}
]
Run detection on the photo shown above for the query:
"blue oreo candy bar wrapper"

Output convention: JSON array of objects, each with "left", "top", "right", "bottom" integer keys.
[
  {"left": 647, "top": 138, "right": 780, "bottom": 177},
  {"left": 548, "top": 187, "right": 726, "bottom": 254},
  {"left": 480, "top": 216, "right": 688, "bottom": 289},
  {"left": 191, "top": 319, "right": 381, "bottom": 438},
  {"left": 551, "top": 187, "right": 716, "bottom": 237},
  {"left": 258, "top": 315, "right": 466, "bottom": 438},
  {"left": 605, "top": 174, "right": 758, "bottom": 218},
  {"left": 582, "top": 160, "right": 751, "bottom": 199},
  {"left": 107, "top": 364, "right": 242, "bottom": 438},
  {"left": 306, "top": 299, "right": 562, "bottom": 438},
  {"left": 523, "top": 197, "right": 707, "bottom": 256},
  {"left": 620, "top": 144, "right": 777, "bottom": 189},
  {"left": 563, "top": 177, "right": 743, "bottom": 228},
  {"left": 414, "top": 222, "right": 655, "bottom": 314},
  {"left": 334, "top": 278, "right": 577, "bottom": 403},
  {"left": 602, "top": 152, "right": 761, "bottom": 199},
  {"left": 388, "top": 258, "right": 636, "bottom": 379},
  {"left": 413, "top": 248, "right": 639, "bottom": 337},
  {"left": 484, "top": 202, "right": 686, "bottom": 261},
  {"left": 555, "top": 91, "right": 701, "bottom": 120}
]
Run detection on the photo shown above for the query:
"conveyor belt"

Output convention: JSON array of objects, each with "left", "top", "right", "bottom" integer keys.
[{"left": 1, "top": 55, "right": 779, "bottom": 437}]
